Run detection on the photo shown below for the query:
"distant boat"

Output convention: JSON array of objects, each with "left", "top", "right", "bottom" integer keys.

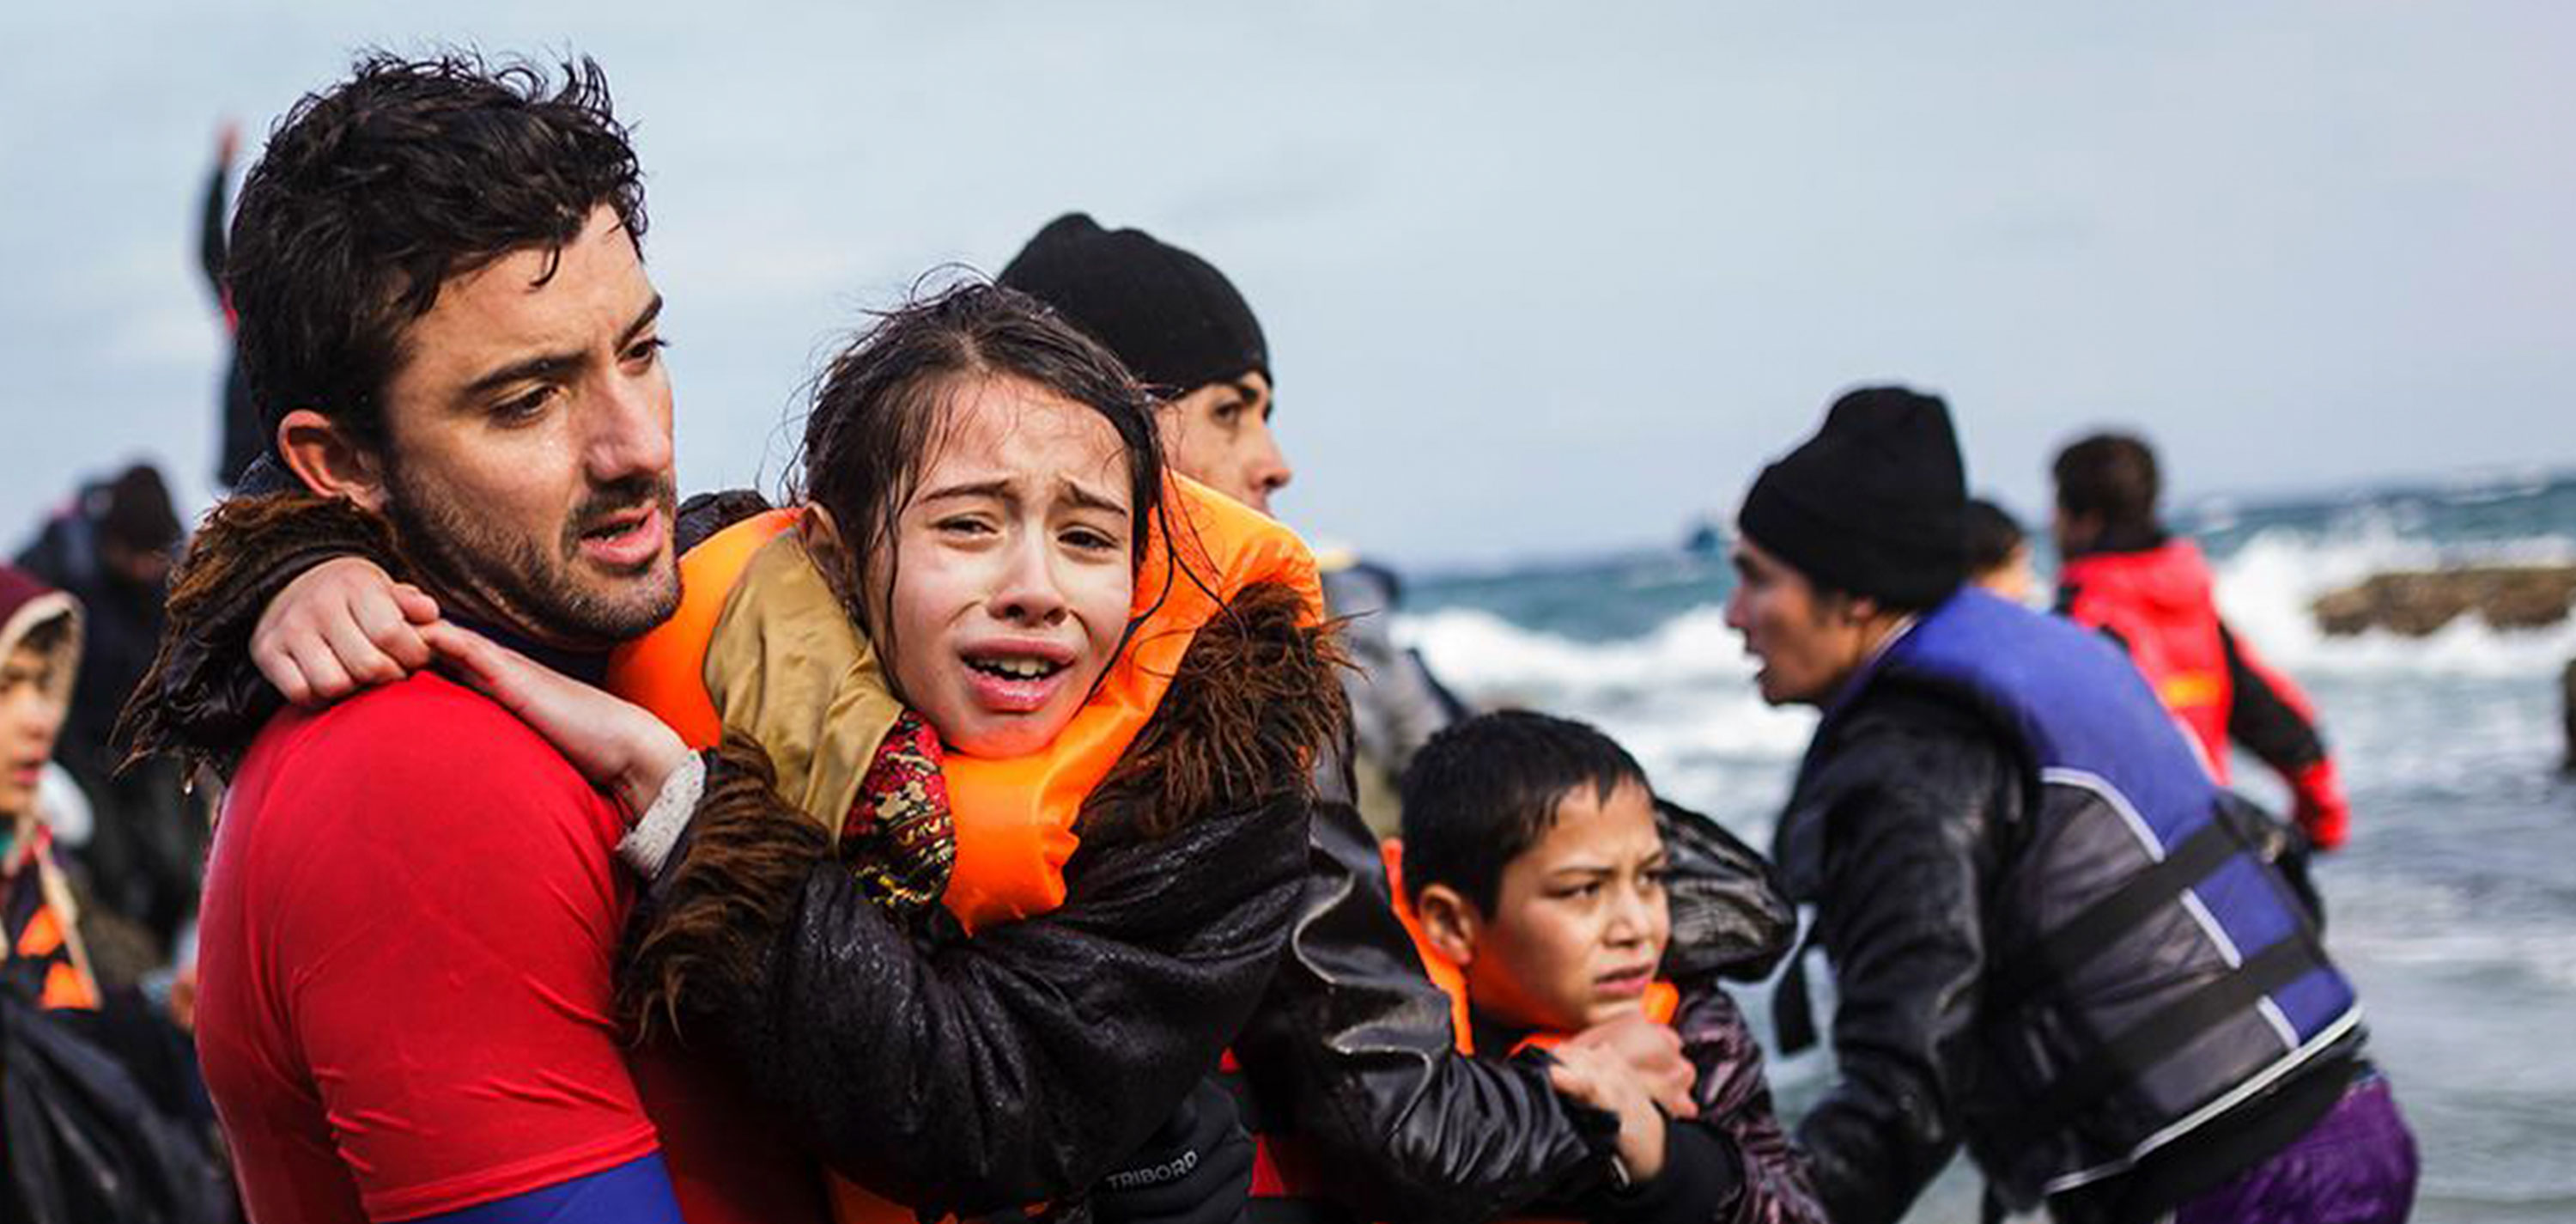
[{"left": 1682, "top": 515, "right": 1726, "bottom": 557}]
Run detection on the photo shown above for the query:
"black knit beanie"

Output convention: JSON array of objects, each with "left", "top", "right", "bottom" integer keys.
[
  {"left": 1737, "top": 386, "right": 1968, "bottom": 610},
  {"left": 999, "top": 213, "right": 1269, "bottom": 394},
  {"left": 99, "top": 463, "right": 183, "bottom": 553}
]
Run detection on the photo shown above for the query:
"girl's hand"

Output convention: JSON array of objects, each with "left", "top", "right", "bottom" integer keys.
[
  {"left": 424, "top": 621, "right": 691, "bottom": 819},
  {"left": 252, "top": 557, "right": 438, "bottom": 705}
]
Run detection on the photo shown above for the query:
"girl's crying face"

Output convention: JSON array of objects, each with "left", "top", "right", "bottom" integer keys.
[{"left": 877, "top": 375, "right": 1135, "bottom": 758}]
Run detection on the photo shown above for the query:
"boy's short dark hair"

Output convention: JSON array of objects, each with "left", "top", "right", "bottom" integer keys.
[
  {"left": 2052, "top": 432, "right": 2162, "bottom": 535},
  {"left": 1964, "top": 497, "right": 2026, "bottom": 575},
  {"left": 228, "top": 51, "right": 647, "bottom": 458},
  {"left": 1400, "top": 710, "right": 1649, "bottom": 912}
]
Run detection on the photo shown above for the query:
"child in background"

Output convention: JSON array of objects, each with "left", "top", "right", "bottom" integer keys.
[
  {"left": 2, "top": 563, "right": 99, "bottom": 1014},
  {"left": 1396, "top": 711, "right": 1822, "bottom": 1224}
]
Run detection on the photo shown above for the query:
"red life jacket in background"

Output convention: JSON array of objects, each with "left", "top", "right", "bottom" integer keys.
[
  {"left": 2058, "top": 539, "right": 2234, "bottom": 781},
  {"left": 1229, "top": 843, "right": 1676, "bottom": 1224}
]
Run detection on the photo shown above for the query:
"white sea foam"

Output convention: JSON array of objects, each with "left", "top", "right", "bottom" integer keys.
[{"left": 1396, "top": 606, "right": 1815, "bottom": 824}]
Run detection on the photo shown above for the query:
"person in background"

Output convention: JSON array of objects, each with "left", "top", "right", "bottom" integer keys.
[
  {"left": 1395, "top": 711, "right": 1823, "bottom": 1224},
  {"left": 15, "top": 464, "right": 199, "bottom": 968},
  {"left": 2051, "top": 432, "right": 2354, "bottom": 852},
  {"left": 1732, "top": 387, "right": 2414, "bottom": 1223},
  {"left": 203, "top": 119, "right": 264, "bottom": 490},
  {"left": 998, "top": 213, "right": 1463, "bottom": 827},
  {"left": 1962, "top": 496, "right": 2036, "bottom": 604},
  {"left": 3, "top": 563, "right": 232, "bottom": 1224},
  {"left": 3, "top": 564, "right": 100, "bottom": 1015}
]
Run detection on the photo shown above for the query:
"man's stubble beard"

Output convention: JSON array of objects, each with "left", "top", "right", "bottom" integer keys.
[{"left": 382, "top": 461, "right": 681, "bottom": 650}]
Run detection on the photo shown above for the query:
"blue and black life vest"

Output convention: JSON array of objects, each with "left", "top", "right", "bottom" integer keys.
[{"left": 1782, "top": 588, "right": 2360, "bottom": 1209}]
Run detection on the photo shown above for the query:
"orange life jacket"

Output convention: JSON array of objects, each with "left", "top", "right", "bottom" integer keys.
[
  {"left": 608, "top": 473, "right": 1321, "bottom": 933},
  {"left": 1231, "top": 843, "right": 1678, "bottom": 1224},
  {"left": 606, "top": 475, "right": 1323, "bottom": 1224},
  {"left": 3, "top": 823, "right": 99, "bottom": 1013}
]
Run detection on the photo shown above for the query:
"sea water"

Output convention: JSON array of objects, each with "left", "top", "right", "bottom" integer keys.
[{"left": 1400, "top": 472, "right": 2576, "bottom": 1222}]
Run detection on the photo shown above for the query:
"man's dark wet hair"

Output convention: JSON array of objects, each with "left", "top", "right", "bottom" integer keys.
[
  {"left": 227, "top": 52, "right": 647, "bottom": 459},
  {"left": 2052, "top": 432, "right": 2162, "bottom": 536},
  {"left": 1400, "top": 710, "right": 1650, "bottom": 913},
  {"left": 1965, "top": 497, "right": 2026, "bottom": 575},
  {"left": 792, "top": 280, "right": 1166, "bottom": 660}
]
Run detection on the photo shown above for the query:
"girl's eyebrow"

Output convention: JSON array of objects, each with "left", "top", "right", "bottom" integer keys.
[
  {"left": 918, "top": 478, "right": 1016, "bottom": 506},
  {"left": 1058, "top": 476, "right": 1129, "bottom": 517}
]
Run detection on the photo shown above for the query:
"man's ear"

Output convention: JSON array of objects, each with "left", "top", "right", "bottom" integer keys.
[
  {"left": 276, "top": 409, "right": 386, "bottom": 511},
  {"left": 1414, "top": 883, "right": 1484, "bottom": 969}
]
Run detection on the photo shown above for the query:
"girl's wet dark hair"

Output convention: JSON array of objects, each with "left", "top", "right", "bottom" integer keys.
[{"left": 790, "top": 280, "right": 1168, "bottom": 655}]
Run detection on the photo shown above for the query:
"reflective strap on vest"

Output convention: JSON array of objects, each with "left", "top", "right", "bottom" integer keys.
[
  {"left": 1987, "top": 815, "right": 2243, "bottom": 1015},
  {"left": 1994, "top": 934, "right": 2325, "bottom": 1154}
]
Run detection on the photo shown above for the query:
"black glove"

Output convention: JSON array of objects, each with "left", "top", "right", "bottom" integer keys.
[{"left": 1089, "top": 1077, "right": 1255, "bottom": 1224}]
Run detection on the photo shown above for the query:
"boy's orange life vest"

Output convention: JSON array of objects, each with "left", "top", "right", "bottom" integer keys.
[
  {"left": 1233, "top": 843, "right": 1677, "bottom": 1222},
  {"left": 605, "top": 474, "right": 1323, "bottom": 934}
]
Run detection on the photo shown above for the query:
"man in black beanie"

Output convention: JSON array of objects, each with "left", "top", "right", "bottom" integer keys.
[
  {"left": 1730, "top": 388, "right": 2415, "bottom": 1223},
  {"left": 1000, "top": 213, "right": 1292, "bottom": 515},
  {"left": 1727, "top": 386, "right": 1965, "bottom": 704}
]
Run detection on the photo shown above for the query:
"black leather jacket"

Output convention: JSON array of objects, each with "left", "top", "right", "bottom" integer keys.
[
  {"left": 1229, "top": 787, "right": 1801, "bottom": 1224},
  {"left": 1773, "top": 688, "right": 2022, "bottom": 1224},
  {"left": 666, "top": 780, "right": 1312, "bottom": 1216}
]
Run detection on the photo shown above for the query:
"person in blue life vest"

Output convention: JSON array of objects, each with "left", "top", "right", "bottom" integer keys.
[{"left": 1729, "top": 387, "right": 2417, "bottom": 1224}]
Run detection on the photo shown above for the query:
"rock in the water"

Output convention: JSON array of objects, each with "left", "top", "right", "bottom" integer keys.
[{"left": 2311, "top": 565, "right": 2576, "bottom": 637}]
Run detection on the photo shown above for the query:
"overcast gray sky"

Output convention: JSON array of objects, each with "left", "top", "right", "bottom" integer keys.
[{"left": 4, "top": 2, "right": 2570, "bottom": 569}]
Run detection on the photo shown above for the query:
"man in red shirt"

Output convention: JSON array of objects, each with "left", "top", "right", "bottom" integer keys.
[
  {"left": 2051, "top": 431, "right": 2354, "bottom": 851},
  {"left": 185, "top": 52, "right": 821, "bottom": 1224}
]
